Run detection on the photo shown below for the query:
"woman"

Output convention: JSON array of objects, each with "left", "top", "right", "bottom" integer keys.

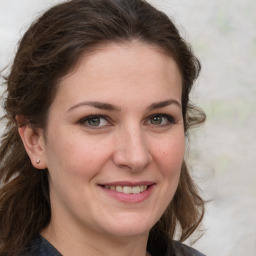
[{"left": 0, "top": 0, "right": 206, "bottom": 255}]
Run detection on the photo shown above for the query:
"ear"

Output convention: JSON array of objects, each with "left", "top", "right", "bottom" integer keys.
[{"left": 16, "top": 116, "right": 47, "bottom": 169}]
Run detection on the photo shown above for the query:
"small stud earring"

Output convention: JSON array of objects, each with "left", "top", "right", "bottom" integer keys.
[{"left": 36, "top": 159, "right": 40, "bottom": 164}]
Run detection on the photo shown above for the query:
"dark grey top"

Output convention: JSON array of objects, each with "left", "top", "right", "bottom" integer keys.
[
  {"left": 27, "top": 234, "right": 205, "bottom": 256},
  {"left": 27, "top": 235, "right": 62, "bottom": 256}
]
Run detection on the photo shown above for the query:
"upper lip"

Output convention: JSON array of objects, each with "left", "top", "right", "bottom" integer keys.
[{"left": 99, "top": 181, "right": 155, "bottom": 186}]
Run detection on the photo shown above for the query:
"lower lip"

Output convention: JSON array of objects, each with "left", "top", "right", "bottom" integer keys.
[{"left": 100, "top": 185, "right": 155, "bottom": 203}]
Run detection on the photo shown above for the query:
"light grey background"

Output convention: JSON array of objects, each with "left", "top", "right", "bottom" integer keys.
[{"left": 1, "top": 0, "right": 256, "bottom": 255}]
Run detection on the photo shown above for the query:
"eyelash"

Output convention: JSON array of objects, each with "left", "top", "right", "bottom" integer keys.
[
  {"left": 79, "top": 114, "right": 110, "bottom": 129},
  {"left": 78, "top": 113, "right": 176, "bottom": 129},
  {"left": 146, "top": 113, "right": 176, "bottom": 126}
]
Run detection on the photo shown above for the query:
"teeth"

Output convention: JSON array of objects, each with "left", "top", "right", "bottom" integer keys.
[
  {"left": 104, "top": 185, "right": 148, "bottom": 194},
  {"left": 132, "top": 186, "right": 140, "bottom": 194},
  {"left": 123, "top": 186, "right": 132, "bottom": 194},
  {"left": 116, "top": 186, "right": 123, "bottom": 192},
  {"left": 140, "top": 185, "right": 147, "bottom": 192}
]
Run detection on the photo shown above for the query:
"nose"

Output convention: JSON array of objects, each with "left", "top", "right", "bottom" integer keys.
[{"left": 113, "top": 125, "right": 152, "bottom": 172}]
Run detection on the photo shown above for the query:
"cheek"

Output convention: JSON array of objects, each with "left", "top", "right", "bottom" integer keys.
[
  {"left": 45, "top": 136, "right": 112, "bottom": 206},
  {"left": 45, "top": 133, "right": 112, "bottom": 180},
  {"left": 154, "top": 135, "right": 185, "bottom": 174},
  {"left": 151, "top": 135, "right": 185, "bottom": 219}
]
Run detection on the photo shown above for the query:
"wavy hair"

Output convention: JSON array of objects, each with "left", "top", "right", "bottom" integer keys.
[{"left": 0, "top": 0, "right": 205, "bottom": 255}]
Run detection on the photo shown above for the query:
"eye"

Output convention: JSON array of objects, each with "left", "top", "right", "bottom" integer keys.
[
  {"left": 79, "top": 115, "right": 110, "bottom": 128},
  {"left": 147, "top": 114, "right": 175, "bottom": 126}
]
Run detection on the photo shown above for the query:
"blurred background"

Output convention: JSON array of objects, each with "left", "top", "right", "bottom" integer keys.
[{"left": 1, "top": 0, "right": 256, "bottom": 255}]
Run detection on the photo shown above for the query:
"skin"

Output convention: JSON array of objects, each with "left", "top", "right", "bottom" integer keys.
[{"left": 19, "top": 41, "right": 185, "bottom": 256}]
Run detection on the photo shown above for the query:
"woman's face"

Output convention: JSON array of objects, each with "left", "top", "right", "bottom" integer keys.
[{"left": 42, "top": 41, "right": 184, "bottom": 238}]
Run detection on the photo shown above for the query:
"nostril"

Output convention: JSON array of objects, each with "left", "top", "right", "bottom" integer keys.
[{"left": 113, "top": 133, "right": 152, "bottom": 171}]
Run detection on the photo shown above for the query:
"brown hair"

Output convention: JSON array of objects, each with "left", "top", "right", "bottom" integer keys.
[{"left": 0, "top": 0, "right": 205, "bottom": 255}]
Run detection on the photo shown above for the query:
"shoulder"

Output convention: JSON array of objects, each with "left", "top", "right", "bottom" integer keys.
[
  {"left": 25, "top": 235, "right": 62, "bottom": 256},
  {"left": 172, "top": 240, "right": 206, "bottom": 256},
  {"left": 147, "top": 230, "right": 205, "bottom": 256}
]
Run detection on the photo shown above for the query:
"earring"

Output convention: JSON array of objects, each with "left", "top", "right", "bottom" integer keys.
[{"left": 36, "top": 159, "right": 40, "bottom": 164}]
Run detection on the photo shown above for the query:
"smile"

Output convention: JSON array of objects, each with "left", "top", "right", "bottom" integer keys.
[
  {"left": 103, "top": 185, "right": 148, "bottom": 194},
  {"left": 99, "top": 182, "right": 155, "bottom": 203}
]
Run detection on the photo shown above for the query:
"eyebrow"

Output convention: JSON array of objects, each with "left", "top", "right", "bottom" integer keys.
[
  {"left": 146, "top": 99, "right": 181, "bottom": 111},
  {"left": 68, "top": 101, "right": 120, "bottom": 112},
  {"left": 67, "top": 99, "right": 181, "bottom": 112}
]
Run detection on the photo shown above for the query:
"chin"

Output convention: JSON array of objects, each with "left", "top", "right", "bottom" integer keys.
[
  {"left": 98, "top": 214, "right": 156, "bottom": 238},
  {"left": 106, "top": 225, "right": 150, "bottom": 238}
]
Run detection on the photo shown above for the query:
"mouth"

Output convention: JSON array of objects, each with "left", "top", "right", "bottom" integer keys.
[
  {"left": 102, "top": 185, "right": 149, "bottom": 194},
  {"left": 99, "top": 182, "right": 155, "bottom": 203}
]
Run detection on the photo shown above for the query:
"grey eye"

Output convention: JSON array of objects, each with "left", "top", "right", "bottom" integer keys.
[
  {"left": 88, "top": 117, "right": 101, "bottom": 126},
  {"left": 147, "top": 114, "right": 174, "bottom": 126},
  {"left": 150, "top": 116, "right": 163, "bottom": 125},
  {"left": 80, "top": 115, "right": 109, "bottom": 128}
]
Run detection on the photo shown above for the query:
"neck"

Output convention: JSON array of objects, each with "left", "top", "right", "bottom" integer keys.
[{"left": 41, "top": 220, "right": 151, "bottom": 256}]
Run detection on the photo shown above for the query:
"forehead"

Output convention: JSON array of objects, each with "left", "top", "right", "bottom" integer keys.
[
  {"left": 52, "top": 41, "right": 182, "bottom": 110},
  {"left": 62, "top": 40, "right": 180, "bottom": 82}
]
